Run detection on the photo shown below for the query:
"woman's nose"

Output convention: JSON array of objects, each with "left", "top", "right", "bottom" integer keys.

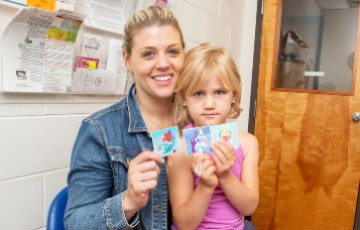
[{"left": 156, "top": 54, "right": 170, "bottom": 69}]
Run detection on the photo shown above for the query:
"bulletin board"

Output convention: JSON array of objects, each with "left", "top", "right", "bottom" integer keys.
[{"left": 0, "top": 0, "right": 173, "bottom": 95}]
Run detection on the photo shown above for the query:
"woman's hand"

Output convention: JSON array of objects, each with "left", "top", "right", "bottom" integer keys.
[
  {"left": 123, "top": 151, "right": 164, "bottom": 219},
  {"left": 191, "top": 153, "right": 218, "bottom": 188},
  {"left": 212, "top": 141, "right": 236, "bottom": 178}
]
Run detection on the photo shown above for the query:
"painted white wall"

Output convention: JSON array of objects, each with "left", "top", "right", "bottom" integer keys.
[
  {"left": 0, "top": 0, "right": 258, "bottom": 229},
  {"left": 238, "top": 0, "right": 258, "bottom": 132}
]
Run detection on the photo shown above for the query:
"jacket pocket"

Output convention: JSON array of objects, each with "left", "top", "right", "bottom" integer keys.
[{"left": 108, "top": 148, "right": 135, "bottom": 193}]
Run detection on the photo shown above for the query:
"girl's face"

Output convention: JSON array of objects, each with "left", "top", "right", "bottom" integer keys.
[
  {"left": 183, "top": 75, "right": 235, "bottom": 127},
  {"left": 124, "top": 25, "right": 185, "bottom": 101}
]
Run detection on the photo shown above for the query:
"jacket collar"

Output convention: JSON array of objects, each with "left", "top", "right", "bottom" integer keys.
[{"left": 127, "top": 84, "right": 148, "bottom": 133}]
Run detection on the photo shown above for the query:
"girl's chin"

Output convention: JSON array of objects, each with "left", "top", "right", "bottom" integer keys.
[{"left": 195, "top": 120, "right": 226, "bottom": 127}]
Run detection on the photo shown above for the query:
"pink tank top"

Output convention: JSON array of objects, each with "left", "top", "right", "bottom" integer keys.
[
  {"left": 172, "top": 124, "right": 245, "bottom": 230},
  {"left": 193, "top": 146, "right": 244, "bottom": 230}
]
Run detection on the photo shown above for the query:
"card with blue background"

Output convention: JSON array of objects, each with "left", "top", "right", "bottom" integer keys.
[
  {"left": 151, "top": 126, "right": 182, "bottom": 156},
  {"left": 183, "top": 126, "right": 212, "bottom": 155},
  {"left": 210, "top": 122, "right": 239, "bottom": 149}
]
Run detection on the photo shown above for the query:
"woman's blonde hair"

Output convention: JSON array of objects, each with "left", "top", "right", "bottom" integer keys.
[
  {"left": 174, "top": 43, "right": 242, "bottom": 129},
  {"left": 122, "top": 6, "right": 185, "bottom": 55}
]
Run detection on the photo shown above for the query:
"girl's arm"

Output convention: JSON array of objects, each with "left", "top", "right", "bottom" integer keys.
[
  {"left": 168, "top": 150, "right": 217, "bottom": 230},
  {"left": 213, "top": 132, "right": 259, "bottom": 216}
]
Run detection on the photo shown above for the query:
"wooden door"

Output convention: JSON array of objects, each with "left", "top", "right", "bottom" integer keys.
[{"left": 252, "top": 0, "right": 360, "bottom": 229}]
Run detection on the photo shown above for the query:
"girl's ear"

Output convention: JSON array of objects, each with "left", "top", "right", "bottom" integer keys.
[
  {"left": 123, "top": 50, "right": 131, "bottom": 70},
  {"left": 182, "top": 98, "right": 187, "bottom": 107},
  {"left": 232, "top": 92, "right": 237, "bottom": 103}
]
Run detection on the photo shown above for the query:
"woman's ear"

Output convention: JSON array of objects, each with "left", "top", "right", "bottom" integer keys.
[{"left": 123, "top": 50, "right": 131, "bottom": 70}]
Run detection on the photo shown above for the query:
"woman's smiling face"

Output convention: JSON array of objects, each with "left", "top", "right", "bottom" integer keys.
[{"left": 124, "top": 24, "right": 185, "bottom": 101}]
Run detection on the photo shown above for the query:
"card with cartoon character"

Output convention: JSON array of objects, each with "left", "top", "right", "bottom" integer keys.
[
  {"left": 210, "top": 122, "right": 239, "bottom": 149},
  {"left": 151, "top": 126, "right": 182, "bottom": 156},
  {"left": 183, "top": 126, "right": 212, "bottom": 156}
]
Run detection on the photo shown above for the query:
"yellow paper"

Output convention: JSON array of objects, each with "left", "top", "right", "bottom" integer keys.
[
  {"left": 47, "top": 28, "right": 68, "bottom": 41},
  {"left": 27, "top": 0, "right": 56, "bottom": 11},
  {"left": 88, "top": 61, "right": 97, "bottom": 70}
]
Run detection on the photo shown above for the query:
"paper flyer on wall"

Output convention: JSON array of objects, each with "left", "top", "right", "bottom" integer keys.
[
  {"left": 0, "top": 0, "right": 26, "bottom": 7},
  {"left": 83, "top": 0, "right": 172, "bottom": 35},
  {"left": 72, "top": 68, "right": 117, "bottom": 95},
  {"left": 55, "top": 0, "right": 75, "bottom": 11},
  {"left": 1, "top": 7, "right": 85, "bottom": 93},
  {"left": 83, "top": 0, "right": 137, "bottom": 35},
  {"left": 107, "top": 39, "right": 127, "bottom": 95},
  {"left": 1, "top": 0, "right": 75, "bottom": 11},
  {"left": 73, "top": 34, "right": 102, "bottom": 72}
]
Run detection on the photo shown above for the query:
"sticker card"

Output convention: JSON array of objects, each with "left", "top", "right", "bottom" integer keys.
[
  {"left": 210, "top": 122, "right": 239, "bottom": 149},
  {"left": 183, "top": 126, "right": 212, "bottom": 155},
  {"left": 151, "top": 126, "right": 181, "bottom": 157}
]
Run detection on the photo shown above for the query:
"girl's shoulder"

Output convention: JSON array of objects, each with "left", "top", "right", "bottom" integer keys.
[
  {"left": 238, "top": 132, "right": 258, "bottom": 157},
  {"left": 238, "top": 132, "right": 257, "bottom": 143}
]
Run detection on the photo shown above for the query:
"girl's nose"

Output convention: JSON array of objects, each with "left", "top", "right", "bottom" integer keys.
[{"left": 204, "top": 96, "right": 215, "bottom": 108}]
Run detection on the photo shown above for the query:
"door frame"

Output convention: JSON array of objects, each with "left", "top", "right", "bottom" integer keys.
[{"left": 248, "top": 0, "right": 264, "bottom": 134}]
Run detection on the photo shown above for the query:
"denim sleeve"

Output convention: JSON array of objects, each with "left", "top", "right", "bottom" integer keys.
[{"left": 64, "top": 120, "right": 139, "bottom": 230}]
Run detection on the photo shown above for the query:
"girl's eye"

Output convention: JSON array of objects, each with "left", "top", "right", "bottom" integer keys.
[
  {"left": 194, "top": 91, "right": 203, "bottom": 97},
  {"left": 215, "top": 90, "right": 225, "bottom": 95}
]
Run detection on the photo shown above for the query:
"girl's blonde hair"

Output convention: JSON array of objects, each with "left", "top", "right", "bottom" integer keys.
[
  {"left": 122, "top": 6, "right": 185, "bottom": 55},
  {"left": 174, "top": 43, "right": 242, "bottom": 129}
]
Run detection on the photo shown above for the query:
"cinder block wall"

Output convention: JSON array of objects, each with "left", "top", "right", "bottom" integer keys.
[{"left": 0, "top": 0, "right": 257, "bottom": 229}]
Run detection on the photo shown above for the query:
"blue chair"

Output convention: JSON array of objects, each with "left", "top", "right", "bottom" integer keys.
[{"left": 47, "top": 187, "right": 68, "bottom": 230}]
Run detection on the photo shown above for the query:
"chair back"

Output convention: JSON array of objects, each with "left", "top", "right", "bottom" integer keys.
[{"left": 47, "top": 187, "right": 68, "bottom": 230}]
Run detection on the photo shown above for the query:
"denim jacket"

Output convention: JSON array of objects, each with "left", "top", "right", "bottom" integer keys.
[{"left": 64, "top": 84, "right": 168, "bottom": 230}]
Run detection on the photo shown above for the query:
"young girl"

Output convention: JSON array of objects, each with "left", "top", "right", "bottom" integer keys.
[{"left": 168, "top": 43, "right": 259, "bottom": 230}]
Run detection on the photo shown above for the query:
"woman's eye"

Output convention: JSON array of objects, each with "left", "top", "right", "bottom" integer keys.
[
  {"left": 168, "top": 49, "right": 179, "bottom": 55},
  {"left": 143, "top": 51, "right": 154, "bottom": 58}
]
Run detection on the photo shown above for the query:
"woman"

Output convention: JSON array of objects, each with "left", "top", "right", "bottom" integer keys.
[{"left": 64, "top": 6, "right": 185, "bottom": 230}]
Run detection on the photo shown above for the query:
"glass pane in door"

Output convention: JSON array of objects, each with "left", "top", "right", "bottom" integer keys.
[{"left": 274, "top": 0, "right": 359, "bottom": 93}]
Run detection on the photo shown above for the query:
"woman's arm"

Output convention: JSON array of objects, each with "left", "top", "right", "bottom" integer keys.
[
  {"left": 65, "top": 120, "right": 131, "bottom": 230},
  {"left": 65, "top": 120, "right": 163, "bottom": 230},
  {"left": 167, "top": 150, "right": 216, "bottom": 230},
  {"left": 214, "top": 133, "right": 259, "bottom": 216}
]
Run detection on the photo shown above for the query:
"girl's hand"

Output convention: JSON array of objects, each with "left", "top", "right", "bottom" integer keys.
[
  {"left": 191, "top": 153, "right": 218, "bottom": 188},
  {"left": 212, "top": 141, "right": 236, "bottom": 178},
  {"left": 124, "top": 151, "right": 164, "bottom": 212}
]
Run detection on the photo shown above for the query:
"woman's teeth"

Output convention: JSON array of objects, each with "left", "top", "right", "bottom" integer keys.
[{"left": 154, "top": 75, "right": 171, "bottom": 81}]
